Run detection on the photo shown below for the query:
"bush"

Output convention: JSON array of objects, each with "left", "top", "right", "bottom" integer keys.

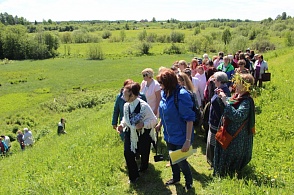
[
  {"left": 102, "top": 30, "right": 112, "bottom": 39},
  {"left": 156, "top": 34, "right": 169, "bottom": 43},
  {"left": 163, "top": 43, "right": 184, "bottom": 54},
  {"left": 136, "top": 41, "right": 152, "bottom": 55},
  {"left": 228, "top": 36, "right": 249, "bottom": 54},
  {"left": 193, "top": 27, "right": 201, "bottom": 35},
  {"left": 170, "top": 31, "right": 185, "bottom": 43},
  {"left": 87, "top": 44, "right": 104, "bottom": 60},
  {"left": 146, "top": 33, "right": 157, "bottom": 42},
  {"left": 187, "top": 38, "right": 202, "bottom": 53},
  {"left": 138, "top": 30, "right": 147, "bottom": 41},
  {"left": 285, "top": 31, "right": 294, "bottom": 47},
  {"left": 252, "top": 37, "right": 276, "bottom": 52}
]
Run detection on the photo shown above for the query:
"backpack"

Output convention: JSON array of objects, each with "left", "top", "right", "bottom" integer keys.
[{"left": 174, "top": 86, "right": 203, "bottom": 128}]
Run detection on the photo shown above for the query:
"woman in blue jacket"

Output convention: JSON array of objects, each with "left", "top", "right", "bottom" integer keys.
[{"left": 155, "top": 69, "right": 195, "bottom": 191}]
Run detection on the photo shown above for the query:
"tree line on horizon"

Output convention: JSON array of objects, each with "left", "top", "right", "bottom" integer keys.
[
  {"left": 0, "top": 11, "right": 291, "bottom": 26},
  {"left": 0, "top": 11, "right": 293, "bottom": 60}
]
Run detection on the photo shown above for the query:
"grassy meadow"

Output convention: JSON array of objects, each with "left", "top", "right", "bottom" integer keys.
[{"left": 1, "top": 44, "right": 294, "bottom": 194}]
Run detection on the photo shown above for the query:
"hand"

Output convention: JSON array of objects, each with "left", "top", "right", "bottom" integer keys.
[
  {"left": 135, "top": 122, "right": 144, "bottom": 130},
  {"left": 112, "top": 125, "right": 117, "bottom": 130},
  {"left": 155, "top": 124, "right": 161, "bottom": 132},
  {"left": 116, "top": 125, "right": 123, "bottom": 133},
  {"left": 181, "top": 140, "right": 190, "bottom": 152}
]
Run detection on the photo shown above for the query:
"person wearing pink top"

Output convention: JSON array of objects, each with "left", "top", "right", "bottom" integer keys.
[{"left": 140, "top": 68, "right": 161, "bottom": 117}]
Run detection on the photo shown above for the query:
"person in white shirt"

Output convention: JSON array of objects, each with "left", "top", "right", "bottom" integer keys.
[
  {"left": 140, "top": 68, "right": 161, "bottom": 117},
  {"left": 23, "top": 128, "right": 34, "bottom": 146},
  {"left": 117, "top": 82, "right": 157, "bottom": 184},
  {"left": 194, "top": 66, "right": 207, "bottom": 108}
]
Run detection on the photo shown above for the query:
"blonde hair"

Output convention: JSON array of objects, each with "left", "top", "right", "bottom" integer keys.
[
  {"left": 141, "top": 68, "right": 154, "bottom": 78},
  {"left": 178, "top": 72, "right": 195, "bottom": 92}
]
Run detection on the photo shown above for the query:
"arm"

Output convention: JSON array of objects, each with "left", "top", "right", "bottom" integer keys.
[
  {"left": 181, "top": 121, "right": 193, "bottom": 152},
  {"left": 153, "top": 90, "right": 161, "bottom": 116},
  {"left": 111, "top": 95, "right": 121, "bottom": 129}
]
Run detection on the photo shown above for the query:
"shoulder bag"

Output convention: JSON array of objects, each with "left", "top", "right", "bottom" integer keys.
[{"left": 215, "top": 119, "right": 248, "bottom": 150}]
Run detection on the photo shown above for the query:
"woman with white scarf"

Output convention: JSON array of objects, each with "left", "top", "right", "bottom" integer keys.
[{"left": 117, "top": 82, "right": 157, "bottom": 184}]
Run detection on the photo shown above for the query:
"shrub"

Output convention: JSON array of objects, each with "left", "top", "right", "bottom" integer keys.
[
  {"left": 138, "top": 30, "right": 147, "bottom": 41},
  {"left": 193, "top": 27, "right": 201, "bottom": 35},
  {"left": 61, "top": 32, "right": 72, "bottom": 43},
  {"left": 228, "top": 36, "right": 249, "bottom": 54},
  {"left": 252, "top": 37, "right": 276, "bottom": 52},
  {"left": 163, "top": 43, "right": 184, "bottom": 54},
  {"left": 170, "top": 31, "right": 185, "bottom": 43},
  {"left": 146, "top": 33, "right": 157, "bottom": 42},
  {"left": 157, "top": 34, "right": 169, "bottom": 43},
  {"left": 102, "top": 30, "right": 112, "bottom": 39},
  {"left": 187, "top": 38, "right": 202, "bottom": 53},
  {"left": 72, "top": 30, "right": 90, "bottom": 43},
  {"left": 285, "top": 31, "right": 294, "bottom": 47},
  {"left": 136, "top": 41, "right": 152, "bottom": 55},
  {"left": 87, "top": 44, "right": 104, "bottom": 60}
]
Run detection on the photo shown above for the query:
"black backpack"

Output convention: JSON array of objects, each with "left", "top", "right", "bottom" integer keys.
[{"left": 174, "top": 86, "right": 203, "bottom": 128}]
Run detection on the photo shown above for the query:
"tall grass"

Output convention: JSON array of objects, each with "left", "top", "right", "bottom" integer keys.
[{"left": 0, "top": 49, "right": 293, "bottom": 194}]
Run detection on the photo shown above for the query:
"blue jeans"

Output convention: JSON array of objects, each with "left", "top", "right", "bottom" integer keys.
[{"left": 167, "top": 142, "right": 193, "bottom": 186}]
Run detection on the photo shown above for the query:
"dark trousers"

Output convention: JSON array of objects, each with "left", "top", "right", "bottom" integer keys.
[
  {"left": 167, "top": 142, "right": 193, "bottom": 186},
  {"left": 124, "top": 129, "right": 152, "bottom": 181},
  {"left": 255, "top": 79, "right": 263, "bottom": 88}
]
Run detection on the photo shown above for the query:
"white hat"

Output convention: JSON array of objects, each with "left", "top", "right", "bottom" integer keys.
[
  {"left": 228, "top": 54, "right": 233, "bottom": 59},
  {"left": 24, "top": 128, "right": 29, "bottom": 131},
  {"left": 203, "top": 53, "right": 208, "bottom": 58}
]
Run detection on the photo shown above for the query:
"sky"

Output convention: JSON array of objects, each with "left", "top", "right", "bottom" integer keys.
[{"left": 1, "top": 0, "right": 294, "bottom": 22}]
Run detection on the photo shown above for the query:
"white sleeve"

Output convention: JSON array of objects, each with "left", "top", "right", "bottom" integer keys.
[{"left": 141, "top": 101, "right": 158, "bottom": 129}]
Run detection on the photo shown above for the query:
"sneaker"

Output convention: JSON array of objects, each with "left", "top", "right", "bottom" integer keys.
[{"left": 165, "top": 178, "right": 180, "bottom": 186}]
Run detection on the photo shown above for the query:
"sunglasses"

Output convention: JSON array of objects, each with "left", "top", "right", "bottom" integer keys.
[{"left": 142, "top": 74, "right": 149, "bottom": 77}]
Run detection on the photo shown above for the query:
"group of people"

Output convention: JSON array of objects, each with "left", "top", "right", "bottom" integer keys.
[
  {"left": 1, "top": 128, "right": 34, "bottom": 155},
  {"left": 111, "top": 50, "right": 263, "bottom": 190},
  {"left": 5, "top": 118, "right": 66, "bottom": 155},
  {"left": 15, "top": 128, "right": 34, "bottom": 151}
]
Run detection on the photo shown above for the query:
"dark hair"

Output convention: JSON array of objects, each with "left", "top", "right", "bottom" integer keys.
[
  {"left": 208, "top": 60, "right": 214, "bottom": 66},
  {"left": 156, "top": 69, "right": 177, "bottom": 95},
  {"left": 123, "top": 79, "right": 134, "bottom": 87},
  {"left": 124, "top": 82, "right": 140, "bottom": 96}
]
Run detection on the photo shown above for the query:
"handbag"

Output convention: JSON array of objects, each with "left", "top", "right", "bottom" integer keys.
[
  {"left": 215, "top": 119, "right": 248, "bottom": 150},
  {"left": 261, "top": 70, "right": 271, "bottom": 82}
]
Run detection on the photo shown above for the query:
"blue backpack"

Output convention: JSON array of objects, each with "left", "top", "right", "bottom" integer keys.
[{"left": 174, "top": 86, "right": 203, "bottom": 128}]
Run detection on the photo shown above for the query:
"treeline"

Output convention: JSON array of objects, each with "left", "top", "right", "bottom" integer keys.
[
  {"left": 0, "top": 12, "right": 30, "bottom": 25},
  {"left": 0, "top": 25, "right": 59, "bottom": 60},
  {"left": 1, "top": 11, "right": 294, "bottom": 60}
]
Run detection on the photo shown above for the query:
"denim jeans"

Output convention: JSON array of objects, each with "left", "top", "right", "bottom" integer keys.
[{"left": 167, "top": 142, "right": 193, "bottom": 186}]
